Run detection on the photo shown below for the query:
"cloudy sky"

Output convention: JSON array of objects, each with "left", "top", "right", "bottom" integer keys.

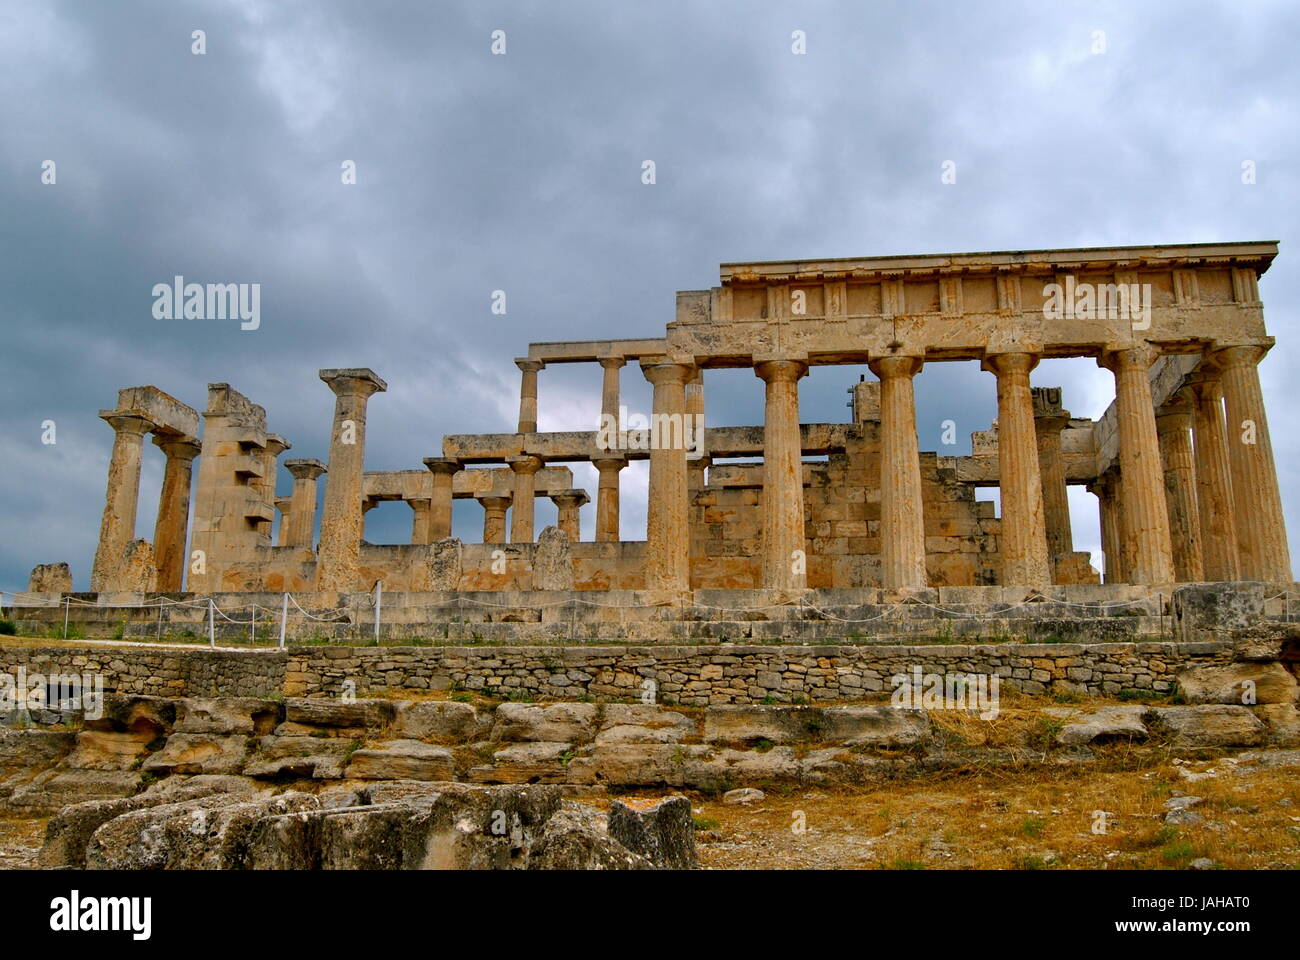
[{"left": 2, "top": 0, "right": 1297, "bottom": 591}]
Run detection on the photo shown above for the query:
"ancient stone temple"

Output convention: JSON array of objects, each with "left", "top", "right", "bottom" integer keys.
[{"left": 70, "top": 241, "right": 1292, "bottom": 599}]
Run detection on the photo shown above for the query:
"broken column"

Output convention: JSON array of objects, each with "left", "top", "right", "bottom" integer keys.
[
  {"left": 516, "top": 359, "right": 543, "bottom": 434},
  {"left": 478, "top": 494, "right": 512, "bottom": 544},
  {"left": 550, "top": 489, "right": 590, "bottom": 541},
  {"left": 316, "top": 369, "right": 387, "bottom": 592},
  {"left": 91, "top": 413, "right": 152, "bottom": 592}
]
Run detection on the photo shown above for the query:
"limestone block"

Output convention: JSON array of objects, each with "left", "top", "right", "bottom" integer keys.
[
  {"left": 27, "top": 563, "right": 72, "bottom": 593},
  {"left": 175, "top": 697, "right": 283, "bottom": 736},
  {"left": 533, "top": 526, "right": 574, "bottom": 591},
  {"left": 243, "top": 735, "right": 358, "bottom": 779},
  {"left": 1171, "top": 582, "right": 1265, "bottom": 642},
  {"left": 428, "top": 537, "right": 463, "bottom": 591},
  {"left": 64, "top": 729, "right": 156, "bottom": 771},
  {"left": 1175, "top": 662, "right": 1297, "bottom": 705},
  {"left": 281, "top": 697, "right": 396, "bottom": 731},
  {"left": 7, "top": 769, "right": 143, "bottom": 815},
  {"left": 391, "top": 700, "right": 487, "bottom": 742},
  {"left": 607, "top": 795, "right": 697, "bottom": 870},
  {"left": 491, "top": 702, "right": 598, "bottom": 743},
  {"left": 141, "top": 733, "right": 250, "bottom": 775},
  {"left": 345, "top": 739, "right": 456, "bottom": 780},
  {"left": 596, "top": 704, "right": 697, "bottom": 744},
  {"left": 119, "top": 539, "right": 157, "bottom": 593},
  {"left": 820, "top": 705, "right": 931, "bottom": 746},
  {"left": 1046, "top": 705, "right": 1149, "bottom": 746},
  {"left": 1148, "top": 705, "right": 1265, "bottom": 748},
  {"left": 529, "top": 800, "right": 653, "bottom": 870}
]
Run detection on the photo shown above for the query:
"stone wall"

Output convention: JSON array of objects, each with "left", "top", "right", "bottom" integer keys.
[{"left": 0, "top": 639, "right": 1232, "bottom": 705}]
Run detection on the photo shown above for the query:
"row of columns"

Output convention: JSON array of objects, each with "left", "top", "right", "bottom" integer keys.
[{"left": 91, "top": 413, "right": 201, "bottom": 593}]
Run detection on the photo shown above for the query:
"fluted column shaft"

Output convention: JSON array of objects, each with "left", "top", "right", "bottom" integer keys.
[
  {"left": 91, "top": 414, "right": 153, "bottom": 592},
  {"left": 754, "top": 360, "right": 808, "bottom": 590},
  {"left": 1213, "top": 345, "right": 1292, "bottom": 581},
  {"left": 1186, "top": 376, "right": 1239, "bottom": 580},
  {"left": 599, "top": 357, "right": 624, "bottom": 423},
  {"left": 423, "top": 458, "right": 462, "bottom": 542},
  {"left": 152, "top": 438, "right": 200, "bottom": 592},
  {"left": 1034, "top": 414, "right": 1073, "bottom": 579},
  {"left": 551, "top": 492, "right": 589, "bottom": 541},
  {"left": 517, "top": 359, "right": 543, "bottom": 434},
  {"left": 642, "top": 361, "right": 692, "bottom": 591},
  {"left": 284, "top": 459, "right": 326, "bottom": 550},
  {"left": 1089, "top": 470, "right": 1124, "bottom": 584},
  {"left": 1156, "top": 395, "right": 1204, "bottom": 582},
  {"left": 869, "top": 356, "right": 927, "bottom": 589},
  {"left": 480, "top": 495, "right": 511, "bottom": 544},
  {"left": 985, "top": 353, "right": 1051, "bottom": 586},
  {"left": 1099, "top": 347, "right": 1175, "bottom": 584}
]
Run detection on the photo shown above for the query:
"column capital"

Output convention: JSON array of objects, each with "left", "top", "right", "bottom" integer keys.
[
  {"left": 1096, "top": 343, "right": 1159, "bottom": 373},
  {"left": 477, "top": 493, "right": 513, "bottom": 509},
  {"left": 980, "top": 351, "right": 1039, "bottom": 376},
  {"left": 591, "top": 454, "right": 628, "bottom": 472},
  {"left": 515, "top": 358, "right": 545, "bottom": 374},
  {"left": 506, "top": 455, "right": 544, "bottom": 476},
  {"left": 263, "top": 433, "right": 291, "bottom": 457},
  {"left": 422, "top": 456, "right": 463, "bottom": 477},
  {"left": 98, "top": 412, "right": 153, "bottom": 436},
  {"left": 598, "top": 356, "right": 626, "bottom": 370},
  {"left": 274, "top": 496, "right": 292, "bottom": 515},
  {"left": 1156, "top": 393, "right": 1195, "bottom": 424},
  {"left": 1209, "top": 341, "right": 1271, "bottom": 370},
  {"left": 285, "top": 458, "right": 327, "bottom": 481},
  {"left": 319, "top": 368, "right": 387, "bottom": 398},
  {"left": 550, "top": 489, "right": 591, "bottom": 509},
  {"left": 1033, "top": 413, "right": 1071, "bottom": 434},
  {"left": 753, "top": 358, "right": 809, "bottom": 383},
  {"left": 867, "top": 355, "right": 923, "bottom": 380},
  {"left": 152, "top": 436, "right": 201, "bottom": 461},
  {"left": 640, "top": 359, "right": 694, "bottom": 386}
]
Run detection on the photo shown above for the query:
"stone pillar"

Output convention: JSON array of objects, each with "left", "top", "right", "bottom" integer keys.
[
  {"left": 685, "top": 367, "right": 705, "bottom": 457},
  {"left": 1033, "top": 400, "right": 1073, "bottom": 580},
  {"left": 254, "top": 434, "right": 290, "bottom": 538},
  {"left": 754, "top": 359, "right": 808, "bottom": 591},
  {"left": 151, "top": 437, "right": 200, "bottom": 592},
  {"left": 983, "top": 353, "right": 1051, "bottom": 587},
  {"left": 409, "top": 499, "right": 432, "bottom": 545},
  {"left": 507, "top": 455, "right": 543, "bottom": 543},
  {"left": 1155, "top": 393, "right": 1204, "bottom": 582},
  {"left": 591, "top": 455, "right": 626, "bottom": 542},
  {"left": 516, "top": 359, "right": 543, "bottom": 434},
  {"left": 283, "top": 459, "right": 326, "bottom": 549},
  {"left": 1098, "top": 346, "right": 1175, "bottom": 584},
  {"left": 550, "top": 490, "right": 590, "bottom": 541},
  {"left": 1088, "top": 468, "right": 1125, "bottom": 584},
  {"left": 641, "top": 361, "right": 693, "bottom": 591},
  {"left": 316, "top": 368, "right": 387, "bottom": 592},
  {"left": 1185, "top": 373, "right": 1239, "bottom": 581},
  {"left": 479, "top": 494, "right": 512, "bottom": 544},
  {"left": 274, "top": 498, "right": 292, "bottom": 545},
  {"left": 687, "top": 453, "right": 713, "bottom": 495},
  {"left": 422, "top": 457, "right": 462, "bottom": 541},
  {"left": 91, "top": 413, "right": 153, "bottom": 592},
  {"left": 869, "top": 355, "right": 927, "bottom": 590},
  {"left": 599, "top": 356, "right": 624, "bottom": 424},
  {"left": 1212, "top": 344, "right": 1292, "bottom": 581}
]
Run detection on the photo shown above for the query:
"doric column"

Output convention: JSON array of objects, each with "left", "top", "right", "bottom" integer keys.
[
  {"left": 983, "top": 353, "right": 1051, "bottom": 587},
  {"left": 1087, "top": 468, "right": 1125, "bottom": 584},
  {"left": 550, "top": 489, "right": 590, "bottom": 541},
  {"left": 1212, "top": 344, "right": 1292, "bottom": 580},
  {"left": 478, "top": 494, "right": 512, "bottom": 544},
  {"left": 1185, "top": 372, "right": 1239, "bottom": 581},
  {"left": 274, "top": 498, "right": 291, "bottom": 545},
  {"left": 591, "top": 455, "right": 626, "bottom": 541},
  {"left": 316, "top": 368, "right": 387, "bottom": 592},
  {"left": 685, "top": 367, "right": 705, "bottom": 457},
  {"left": 409, "top": 499, "right": 432, "bottom": 544},
  {"left": 254, "top": 434, "right": 290, "bottom": 538},
  {"left": 151, "top": 437, "right": 201, "bottom": 591},
  {"left": 869, "top": 355, "right": 927, "bottom": 589},
  {"left": 507, "top": 455, "right": 543, "bottom": 543},
  {"left": 599, "top": 356, "right": 624, "bottom": 424},
  {"left": 1155, "top": 392, "right": 1204, "bottom": 582},
  {"left": 283, "top": 458, "right": 326, "bottom": 549},
  {"left": 91, "top": 413, "right": 153, "bottom": 592},
  {"left": 754, "top": 359, "right": 808, "bottom": 591},
  {"left": 516, "top": 359, "right": 543, "bottom": 434},
  {"left": 1032, "top": 390, "right": 1073, "bottom": 582},
  {"left": 687, "top": 453, "right": 713, "bottom": 494},
  {"left": 422, "top": 457, "right": 462, "bottom": 541},
  {"left": 641, "top": 360, "right": 693, "bottom": 591},
  {"left": 1098, "top": 345, "right": 1175, "bottom": 584}
]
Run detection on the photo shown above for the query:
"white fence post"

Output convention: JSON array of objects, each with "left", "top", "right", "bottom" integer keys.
[
  {"left": 374, "top": 581, "right": 383, "bottom": 644},
  {"left": 208, "top": 598, "right": 216, "bottom": 648},
  {"left": 279, "top": 593, "right": 289, "bottom": 649},
  {"left": 63, "top": 596, "right": 70, "bottom": 639}
]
